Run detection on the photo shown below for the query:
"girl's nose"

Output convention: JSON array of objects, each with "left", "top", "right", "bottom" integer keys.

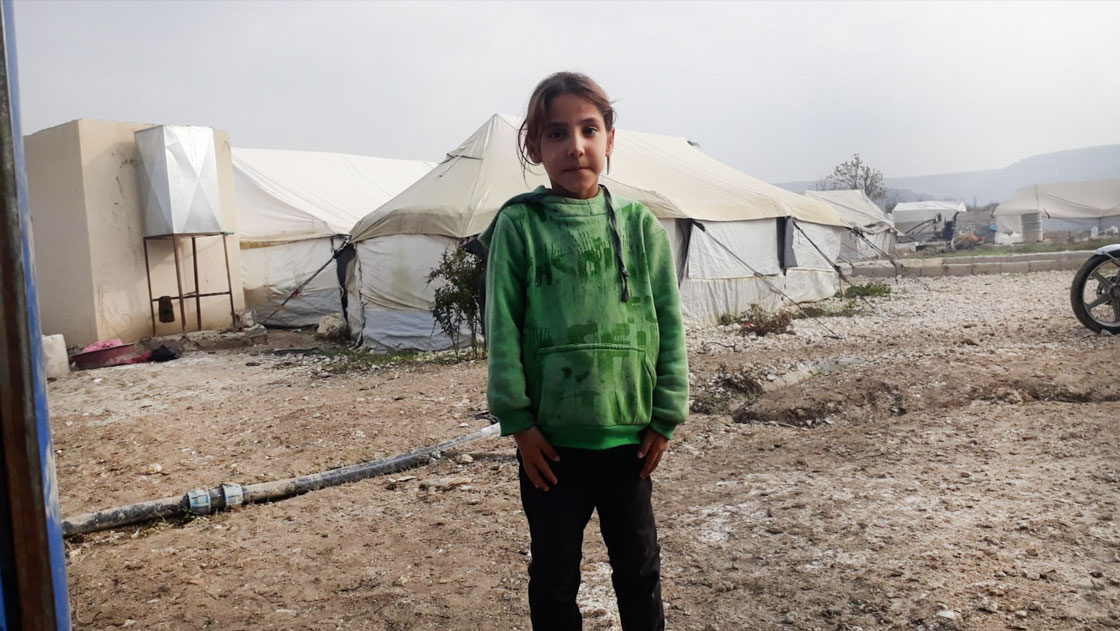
[{"left": 567, "top": 136, "right": 584, "bottom": 157}]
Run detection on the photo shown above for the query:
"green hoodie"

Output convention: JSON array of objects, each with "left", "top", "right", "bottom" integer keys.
[{"left": 480, "top": 186, "right": 689, "bottom": 450}]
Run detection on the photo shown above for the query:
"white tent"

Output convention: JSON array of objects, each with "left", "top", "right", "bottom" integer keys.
[
  {"left": 232, "top": 148, "right": 434, "bottom": 326},
  {"left": 994, "top": 179, "right": 1120, "bottom": 244},
  {"left": 892, "top": 200, "right": 966, "bottom": 240},
  {"left": 804, "top": 189, "right": 895, "bottom": 260},
  {"left": 348, "top": 114, "right": 850, "bottom": 351}
]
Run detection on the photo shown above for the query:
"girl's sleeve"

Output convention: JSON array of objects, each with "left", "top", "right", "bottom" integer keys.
[
  {"left": 484, "top": 213, "right": 535, "bottom": 436},
  {"left": 645, "top": 220, "right": 690, "bottom": 439}
]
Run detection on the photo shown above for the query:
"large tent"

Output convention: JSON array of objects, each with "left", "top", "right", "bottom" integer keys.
[
  {"left": 891, "top": 200, "right": 966, "bottom": 240},
  {"left": 348, "top": 114, "right": 849, "bottom": 351},
  {"left": 232, "top": 148, "right": 433, "bottom": 326},
  {"left": 994, "top": 179, "right": 1120, "bottom": 244},
  {"left": 804, "top": 189, "right": 896, "bottom": 260}
]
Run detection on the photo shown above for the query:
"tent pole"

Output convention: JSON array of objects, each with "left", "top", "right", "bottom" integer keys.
[
  {"left": 143, "top": 237, "right": 156, "bottom": 335},
  {"left": 172, "top": 236, "right": 186, "bottom": 333},
  {"left": 192, "top": 235, "right": 201, "bottom": 330},
  {"left": 222, "top": 233, "right": 235, "bottom": 326}
]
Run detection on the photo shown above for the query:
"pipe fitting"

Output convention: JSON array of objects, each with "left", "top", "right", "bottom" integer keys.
[
  {"left": 221, "top": 483, "right": 244, "bottom": 508},
  {"left": 187, "top": 488, "right": 211, "bottom": 515}
]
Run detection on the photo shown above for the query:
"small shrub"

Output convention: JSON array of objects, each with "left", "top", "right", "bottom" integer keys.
[
  {"left": 738, "top": 304, "right": 795, "bottom": 336},
  {"left": 798, "top": 299, "right": 865, "bottom": 319},
  {"left": 841, "top": 282, "right": 891, "bottom": 299},
  {"left": 717, "top": 312, "right": 738, "bottom": 326},
  {"left": 319, "top": 348, "right": 422, "bottom": 374},
  {"left": 427, "top": 246, "right": 485, "bottom": 358}
]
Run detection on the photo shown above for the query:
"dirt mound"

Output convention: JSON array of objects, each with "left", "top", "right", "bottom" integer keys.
[
  {"left": 690, "top": 364, "right": 767, "bottom": 415},
  {"left": 732, "top": 374, "right": 903, "bottom": 427},
  {"left": 733, "top": 348, "right": 1120, "bottom": 428}
]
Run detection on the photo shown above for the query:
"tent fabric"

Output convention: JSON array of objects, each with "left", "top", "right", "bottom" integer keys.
[
  {"left": 350, "top": 218, "right": 845, "bottom": 344},
  {"left": 679, "top": 267, "right": 839, "bottom": 324},
  {"left": 346, "top": 114, "right": 850, "bottom": 349},
  {"left": 241, "top": 237, "right": 343, "bottom": 327},
  {"left": 233, "top": 148, "right": 434, "bottom": 326},
  {"left": 666, "top": 218, "right": 844, "bottom": 326},
  {"left": 804, "top": 189, "right": 892, "bottom": 231},
  {"left": 604, "top": 129, "right": 847, "bottom": 227},
  {"left": 839, "top": 229, "right": 894, "bottom": 261},
  {"left": 356, "top": 234, "right": 453, "bottom": 311},
  {"left": 804, "top": 189, "right": 896, "bottom": 261},
  {"left": 350, "top": 114, "right": 847, "bottom": 242},
  {"left": 994, "top": 179, "right": 1120, "bottom": 242},
  {"left": 790, "top": 220, "right": 843, "bottom": 271},
  {"left": 658, "top": 218, "right": 688, "bottom": 282},
  {"left": 892, "top": 200, "right": 966, "bottom": 225},
  {"left": 994, "top": 179, "right": 1120, "bottom": 219},
  {"left": 354, "top": 234, "right": 469, "bottom": 351},
  {"left": 688, "top": 220, "right": 781, "bottom": 279},
  {"left": 233, "top": 148, "right": 435, "bottom": 245}
]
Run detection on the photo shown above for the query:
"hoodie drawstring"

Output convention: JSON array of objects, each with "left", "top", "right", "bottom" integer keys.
[{"left": 601, "top": 185, "right": 630, "bottom": 302}]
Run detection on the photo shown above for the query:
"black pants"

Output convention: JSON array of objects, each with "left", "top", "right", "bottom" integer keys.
[{"left": 518, "top": 444, "right": 664, "bottom": 631}]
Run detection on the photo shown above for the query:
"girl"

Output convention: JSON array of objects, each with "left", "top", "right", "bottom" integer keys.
[{"left": 481, "top": 72, "right": 689, "bottom": 631}]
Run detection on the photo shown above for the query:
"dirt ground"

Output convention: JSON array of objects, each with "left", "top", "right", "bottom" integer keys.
[{"left": 52, "top": 270, "right": 1120, "bottom": 630}]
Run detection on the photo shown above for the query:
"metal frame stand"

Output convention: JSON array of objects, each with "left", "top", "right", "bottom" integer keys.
[{"left": 143, "top": 232, "right": 236, "bottom": 336}]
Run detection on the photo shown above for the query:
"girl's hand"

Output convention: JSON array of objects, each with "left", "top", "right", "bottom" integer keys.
[
  {"left": 514, "top": 426, "right": 560, "bottom": 491},
  {"left": 637, "top": 429, "right": 669, "bottom": 479}
]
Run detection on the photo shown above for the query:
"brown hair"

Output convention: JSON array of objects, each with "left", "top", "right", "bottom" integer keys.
[{"left": 518, "top": 72, "right": 616, "bottom": 174}]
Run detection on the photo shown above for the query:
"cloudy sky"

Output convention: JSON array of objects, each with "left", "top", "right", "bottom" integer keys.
[{"left": 12, "top": 1, "right": 1120, "bottom": 182}]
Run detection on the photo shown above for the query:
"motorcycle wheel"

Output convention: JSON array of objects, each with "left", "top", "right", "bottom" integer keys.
[{"left": 1070, "top": 253, "right": 1120, "bottom": 334}]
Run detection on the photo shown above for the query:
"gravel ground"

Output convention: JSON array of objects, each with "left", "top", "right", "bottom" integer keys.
[{"left": 52, "top": 270, "right": 1120, "bottom": 630}]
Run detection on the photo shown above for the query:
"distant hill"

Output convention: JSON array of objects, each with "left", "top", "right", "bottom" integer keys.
[{"left": 777, "top": 144, "right": 1120, "bottom": 206}]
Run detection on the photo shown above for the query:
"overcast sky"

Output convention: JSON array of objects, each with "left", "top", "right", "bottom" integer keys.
[{"left": 12, "top": 0, "right": 1120, "bottom": 183}]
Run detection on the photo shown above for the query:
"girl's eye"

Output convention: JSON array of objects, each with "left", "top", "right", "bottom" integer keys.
[
  {"left": 547, "top": 130, "right": 565, "bottom": 140},
  {"left": 583, "top": 127, "right": 599, "bottom": 136}
]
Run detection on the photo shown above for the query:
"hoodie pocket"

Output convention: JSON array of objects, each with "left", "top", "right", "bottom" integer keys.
[{"left": 533, "top": 343, "right": 654, "bottom": 429}]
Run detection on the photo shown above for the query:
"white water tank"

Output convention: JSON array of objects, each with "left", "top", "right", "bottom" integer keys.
[{"left": 135, "top": 125, "right": 223, "bottom": 236}]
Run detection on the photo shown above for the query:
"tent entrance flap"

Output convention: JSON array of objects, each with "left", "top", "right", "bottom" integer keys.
[{"left": 244, "top": 237, "right": 350, "bottom": 328}]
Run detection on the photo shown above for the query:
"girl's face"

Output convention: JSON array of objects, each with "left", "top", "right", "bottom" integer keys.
[{"left": 529, "top": 93, "right": 615, "bottom": 200}]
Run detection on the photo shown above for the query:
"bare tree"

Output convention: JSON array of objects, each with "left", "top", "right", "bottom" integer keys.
[{"left": 814, "top": 153, "right": 886, "bottom": 202}]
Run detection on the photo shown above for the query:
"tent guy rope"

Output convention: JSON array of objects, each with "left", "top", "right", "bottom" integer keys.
[{"left": 692, "top": 221, "right": 843, "bottom": 340}]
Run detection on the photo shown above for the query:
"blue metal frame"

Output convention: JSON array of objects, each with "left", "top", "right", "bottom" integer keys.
[{"left": 0, "top": 0, "right": 71, "bottom": 627}]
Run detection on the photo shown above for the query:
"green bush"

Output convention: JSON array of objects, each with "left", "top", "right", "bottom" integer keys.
[
  {"left": 841, "top": 282, "right": 891, "bottom": 299},
  {"left": 798, "top": 299, "right": 865, "bottom": 319},
  {"left": 427, "top": 246, "right": 485, "bottom": 358},
  {"left": 320, "top": 348, "right": 422, "bottom": 374},
  {"left": 717, "top": 312, "right": 738, "bottom": 326},
  {"left": 738, "top": 304, "right": 795, "bottom": 336}
]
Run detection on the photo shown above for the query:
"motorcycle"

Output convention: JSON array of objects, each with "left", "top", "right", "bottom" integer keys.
[{"left": 1070, "top": 244, "right": 1120, "bottom": 334}]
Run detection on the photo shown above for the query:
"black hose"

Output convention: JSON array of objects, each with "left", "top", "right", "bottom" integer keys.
[{"left": 62, "top": 424, "right": 500, "bottom": 538}]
